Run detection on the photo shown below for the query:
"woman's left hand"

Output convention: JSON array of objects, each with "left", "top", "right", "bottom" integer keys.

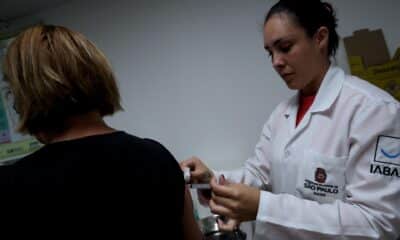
[
  {"left": 209, "top": 176, "right": 260, "bottom": 222},
  {"left": 217, "top": 217, "right": 240, "bottom": 232}
]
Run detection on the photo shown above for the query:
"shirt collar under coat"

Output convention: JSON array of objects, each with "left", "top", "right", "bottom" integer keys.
[{"left": 284, "top": 65, "right": 345, "bottom": 118}]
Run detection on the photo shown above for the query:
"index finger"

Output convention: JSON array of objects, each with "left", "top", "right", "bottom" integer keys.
[
  {"left": 210, "top": 177, "right": 235, "bottom": 199},
  {"left": 179, "top": 157, "right": 197, "bottom": 169}
]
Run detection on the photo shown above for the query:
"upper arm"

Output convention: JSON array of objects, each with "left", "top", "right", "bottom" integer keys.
[
  {"left": 346, "top": 100, "right": 400, "bottom": 237},
  {"left": 182, "top": 186, "right": 203, "bottom": 240}
]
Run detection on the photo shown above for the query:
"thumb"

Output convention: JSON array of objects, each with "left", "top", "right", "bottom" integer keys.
[{"left": 217, "top": 218, "right": 239, "bottom": 232}]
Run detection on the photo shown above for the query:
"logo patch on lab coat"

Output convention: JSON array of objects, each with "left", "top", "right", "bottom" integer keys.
[
  {"left": 315, "top": 168, "right": 327, "bottom": 183},
  {"left": 374, "top": 135, "right": 400, "bottom": 166}
]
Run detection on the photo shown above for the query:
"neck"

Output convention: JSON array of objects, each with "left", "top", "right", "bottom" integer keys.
[
  {"left": 36, "top": 111, "right": 116, "bottom": 144},
  {"left": 301, "top": 61, "right": 330, "bottom": 96}
]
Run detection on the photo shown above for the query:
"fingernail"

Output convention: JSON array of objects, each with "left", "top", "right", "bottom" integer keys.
[{"left": 219, "top": 174, "right": 225, "bottom": 184}]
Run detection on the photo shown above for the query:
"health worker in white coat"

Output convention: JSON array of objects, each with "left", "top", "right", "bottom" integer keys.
[{"left": 181, "top": 0, "right": 400, "bottom": 239}]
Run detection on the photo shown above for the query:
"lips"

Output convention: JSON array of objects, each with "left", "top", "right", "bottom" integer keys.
[{"left": 281, "top": 72, "right": 294, "bottom": 78}]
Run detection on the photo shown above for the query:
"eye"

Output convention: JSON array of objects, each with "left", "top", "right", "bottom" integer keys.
[{"left": 279, "top": 43, "right": 292, "bottom": 53}]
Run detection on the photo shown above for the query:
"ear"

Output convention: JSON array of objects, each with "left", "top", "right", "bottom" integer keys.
[{"left": 314, "top": 26, "right": 329, "bottom": 52}]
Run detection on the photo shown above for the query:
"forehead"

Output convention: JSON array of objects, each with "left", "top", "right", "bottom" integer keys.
[{"left": 263, "top": 13, "right": 305, "bottom": 46}]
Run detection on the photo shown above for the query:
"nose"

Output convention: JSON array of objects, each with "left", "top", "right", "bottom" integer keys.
[{"left": 272, "top": 52, "right": 285, "bottom": 70}]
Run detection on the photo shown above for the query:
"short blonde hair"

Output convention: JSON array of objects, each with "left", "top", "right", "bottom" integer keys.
[{"left": 2, "top": 25, "right": 122, "bottom": 134}]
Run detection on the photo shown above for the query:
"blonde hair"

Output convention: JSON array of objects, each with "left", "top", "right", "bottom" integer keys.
[{"left": 2, "top": 25, "right": 122, "bottom": 134}]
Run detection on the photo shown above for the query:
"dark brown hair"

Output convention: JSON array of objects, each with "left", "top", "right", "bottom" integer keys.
[{"left": 265, "top": 0, "right": 339, "bottom": 57}]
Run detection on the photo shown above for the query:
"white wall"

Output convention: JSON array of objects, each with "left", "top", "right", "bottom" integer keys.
[{"left": 7, "top": 0, "right": 400, "bottom": 173}]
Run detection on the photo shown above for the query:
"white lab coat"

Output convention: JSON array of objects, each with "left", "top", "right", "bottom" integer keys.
[{"left": 219, "top": 66, "right": 400, "bottom": 239}]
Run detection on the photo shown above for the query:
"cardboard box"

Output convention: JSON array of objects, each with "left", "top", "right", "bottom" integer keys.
[{"left": 343, "top": 29, "right": 400, "bottom": 101}]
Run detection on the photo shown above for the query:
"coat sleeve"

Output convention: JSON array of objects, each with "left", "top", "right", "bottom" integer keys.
[{"left": 255, "top": 100, "right": 400, "bottom": 239}]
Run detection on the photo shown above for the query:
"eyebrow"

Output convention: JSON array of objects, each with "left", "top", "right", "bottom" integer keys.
[
  {"left": 264, "top": 36, "right": 294, "bottom": 50},
  {"left": 264, "top": 38, "right": 283, "bottom": 51}
]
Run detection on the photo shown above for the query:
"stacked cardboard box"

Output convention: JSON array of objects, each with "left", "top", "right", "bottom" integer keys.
[{"left": 344, "top": 29, "right": 400, "bottom": 101}]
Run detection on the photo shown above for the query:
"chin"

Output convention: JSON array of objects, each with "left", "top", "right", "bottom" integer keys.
[{"left": 285, "top": 82, "right": 301, "bottom": 90}]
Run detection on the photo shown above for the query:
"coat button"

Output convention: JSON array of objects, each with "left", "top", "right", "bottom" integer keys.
[{"left": 284, "top": 150, "right": 290, "bottom": 158}]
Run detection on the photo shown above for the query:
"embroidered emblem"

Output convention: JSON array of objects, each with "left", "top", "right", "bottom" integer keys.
[
  {"left": 315, "top": 168, "right": 327, "bottom": 183},
  {"left": 374, "top": 135, "right": 400, "bottom": 166}
]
